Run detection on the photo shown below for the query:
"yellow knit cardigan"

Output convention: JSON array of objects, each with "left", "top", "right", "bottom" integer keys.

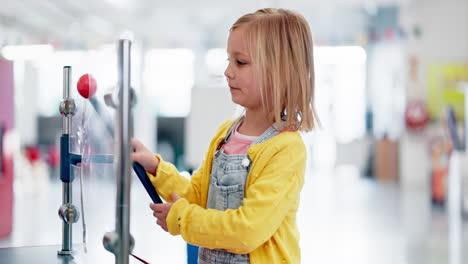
[{"left": 148, "top": 119, "right": 306, "bottom": 264}]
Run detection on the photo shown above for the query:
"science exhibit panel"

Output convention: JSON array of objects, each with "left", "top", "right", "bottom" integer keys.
[{"left": 0, "top": 39, "right": 163, "bottom": 264}]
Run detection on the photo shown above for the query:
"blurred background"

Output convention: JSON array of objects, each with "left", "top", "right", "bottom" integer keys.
[{"left": 0, "top": 0, "right": 468, "bottom": 263}]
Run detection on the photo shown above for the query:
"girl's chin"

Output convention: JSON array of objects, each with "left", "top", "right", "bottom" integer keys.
[
  {"left": 230, "top": 98, "right": 248, "bottom": 109},
  {"left": 230, "top": 96, "right": 241, "bottom": 105}
]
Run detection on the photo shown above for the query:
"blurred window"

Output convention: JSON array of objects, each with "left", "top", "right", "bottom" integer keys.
[
  {"left": 144, "top": 49, "right": 194, "bottom": 117},
  {"left": 314, "top": 46, "right": 367, "bottom": 143}
]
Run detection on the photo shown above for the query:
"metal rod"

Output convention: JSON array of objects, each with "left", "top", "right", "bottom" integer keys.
[
  {"left": 62, "top": 183, "right": 72, "bottom": 252},
  {"left": 115, "top": 39, "right": 132, "bottom": 264},
  {"left": 59, "top": 66, "right": 73, "bottom": 255},
  {"left": 62, "top": 66, "right": 72, "bottom": 253},
  {"left": 63, "top": 66, "right": 72, "bottom": 135}
]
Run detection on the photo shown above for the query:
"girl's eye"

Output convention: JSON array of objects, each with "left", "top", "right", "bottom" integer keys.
[{"left": 226, "top": 57, "right": 246, "bottom": 65}]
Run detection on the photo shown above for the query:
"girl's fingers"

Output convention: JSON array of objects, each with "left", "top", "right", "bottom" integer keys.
[
  {"left": 131, "top": 138, "right": 142, "bottom": 149},
  {"left": 156, "top": 219, "right": 168, "bottom": 231},
  {"left": 151, "top": 205, "right": 167, "bottom": 218},
  {"left": 150, "top": 203, "right": 171, "bottom": 212},
  {"left": 132, "top": 152, "right": 147, "bottom": 162},
  {"left": 130, "top": 152, "right": 137, "bottom": 161},
  {"left": 154, "top": 211, "right": 166, "bottom": 219},
  {"left": 150, "top": 203, "right": 171, "bottom": 232},
  {"left": 157, "top": 219, "right": 163, "bottom": 227}
]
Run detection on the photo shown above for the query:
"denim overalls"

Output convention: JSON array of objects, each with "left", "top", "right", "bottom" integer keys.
[{"left": 198, "top": 119, "right": 281, "bottom": 264}]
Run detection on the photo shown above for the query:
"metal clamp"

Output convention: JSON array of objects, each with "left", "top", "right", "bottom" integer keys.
[
  {"left": 59, "top": 99, "right": 76, "bottom": 117},
  {"left": 58, "top": 204, "right": 80, "bottom": 224},
  {"left": 104, "top": 87, "right": 137, "bottom": 109},
  {"left": 103, "top": 231, "right": 135, "bottom": 256}
]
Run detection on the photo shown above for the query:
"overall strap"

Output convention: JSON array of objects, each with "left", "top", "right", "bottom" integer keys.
[{"left": 251, "top": 120, "right": 286, "bottom": 145}]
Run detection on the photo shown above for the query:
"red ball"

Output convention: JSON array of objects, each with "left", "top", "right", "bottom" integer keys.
[
  {"left": 25, "top": 146, "right": 41, "bottom": 164},
  {"left": 77, "top": 74, "right": 97, "bottom": 98},
  {"left": 405, "top": 101, "right": 429, "bottom": 131}
]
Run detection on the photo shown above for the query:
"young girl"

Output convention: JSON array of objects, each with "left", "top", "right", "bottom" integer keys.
[{"left": 132, "top": 8, "right": 317, "bottom": 264}]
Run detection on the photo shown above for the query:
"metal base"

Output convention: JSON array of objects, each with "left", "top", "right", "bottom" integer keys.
[
  {"left": 0, "top": 245, "right": 78, "bottom": 264},
  {"left": 58, "top": 249, "right": 73, "bottom": 255}
]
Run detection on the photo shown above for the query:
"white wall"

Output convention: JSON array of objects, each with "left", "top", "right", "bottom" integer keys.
[{"left": 400, "top": 0, "right": 468, "bottom": 99}]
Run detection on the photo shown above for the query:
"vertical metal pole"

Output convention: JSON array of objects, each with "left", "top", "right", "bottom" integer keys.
[
  {"left": 115, "top": 39, "right": 132, "bottom": 264},
  {"left": 63, "top": 67, "right": 71, "bottom": 134},
  {"left": 58, "top": 66, "right": 79, "bottom": 256},
  {"left": 61, "top": 66, "right": 73, "bottom": 254},
  {"left": 448, "top": 151, "right": 461, "bottom": 264}
]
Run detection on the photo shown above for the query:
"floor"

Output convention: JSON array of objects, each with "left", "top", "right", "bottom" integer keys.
[{"left": 0, "top": 165, "right": 467, "bottom": 264}]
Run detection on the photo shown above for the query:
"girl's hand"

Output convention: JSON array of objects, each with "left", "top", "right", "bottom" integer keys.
[
  {"left": 149, "top": 193, "right": 181, "bottom": 232},
  {"left": 131, "top": 138, "right": 159, "bottom": 174}
]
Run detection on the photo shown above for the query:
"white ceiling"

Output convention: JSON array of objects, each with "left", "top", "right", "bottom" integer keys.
[{"left": 0, "top": 0, "right": 411, "bottom": 49}]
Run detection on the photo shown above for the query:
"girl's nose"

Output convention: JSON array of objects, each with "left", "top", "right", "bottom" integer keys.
[{"left": 224, "top": 64, "right": 234, "bottom": 80}]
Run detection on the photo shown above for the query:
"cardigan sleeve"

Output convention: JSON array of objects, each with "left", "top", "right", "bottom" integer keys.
[
  {"left": 147, "top": 155, "right": 205, "bottom": 205},
  {"left": 165, "top": 138, "right": 306, "bottom": 254},
  {"left": 147, "top": 119, "right": 234, "bottom": 205}
]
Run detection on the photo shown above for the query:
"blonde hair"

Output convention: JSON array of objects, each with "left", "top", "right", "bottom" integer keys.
[{"left": 231, "top": 8, "right": 318, "bottom": 132}]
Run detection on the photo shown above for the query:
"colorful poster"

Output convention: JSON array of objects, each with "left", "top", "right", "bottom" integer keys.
[{"left": 427, "top": 63, "right": 468, "bottom": 120}]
